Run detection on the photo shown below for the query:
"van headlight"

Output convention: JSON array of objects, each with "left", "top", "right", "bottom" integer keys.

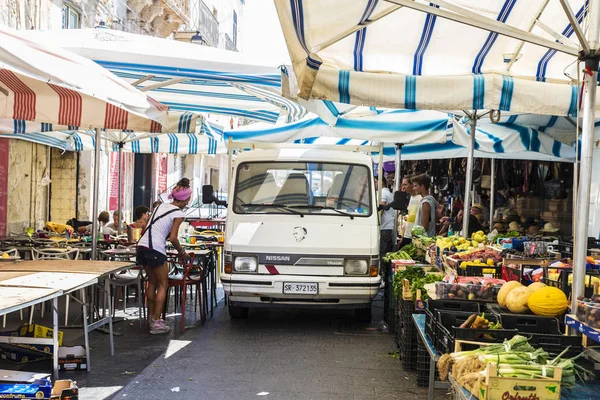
[
  {"left": 234, "top": 256, "right": 258, "bottom": 273},
  {"left": 344, "top": 259, "right": 368, "bottom": 275}
]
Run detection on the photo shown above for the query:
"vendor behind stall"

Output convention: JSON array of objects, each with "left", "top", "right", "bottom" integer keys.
[
  {"left": 399, "top": 175, "right": 421, "bottom": 247},
  {"left": 413, "top": 174, "right": 440, "bottom": 237}
]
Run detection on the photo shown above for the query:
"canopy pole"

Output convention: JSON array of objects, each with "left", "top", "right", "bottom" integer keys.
[
  {"left": 117, "top": 143, "right": 123, "bottom": 236},
  {"left": 572, "top": 55, "right": 599, "bottom": 311},
  {"left": 393, "top": 144, "right": 403, "bottom": 248},
  {"left": 91, "top": 128, "right": 101, "bottom": 260},
  {"left": 489, "top": 158, "right": 495, "bottom": 230},
  {"left": 462, "top": 112, "right": 477, "bottom": 238},
  {"left": 227, "top": 137, "right": 233, "bottom": 196},
  {"left": 377, "top": 143, "right": 384, "bottom": 204}
]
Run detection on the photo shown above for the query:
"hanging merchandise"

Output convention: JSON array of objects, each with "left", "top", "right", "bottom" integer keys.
[{"left": 481, "top": 159, "right": 491, "bottom": 189}]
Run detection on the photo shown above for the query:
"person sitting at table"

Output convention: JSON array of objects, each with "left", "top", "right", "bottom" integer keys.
[
  {"left": 106, "top": 210, "right": 127, "bottom": 233},
  {"left": 78, "top": 211, "right": 110, "bottom": 234},
  {"left": 137, "top": 178, "right": 191, "bottom": 335},
  {"left": 129, "top": 206, "right": 150, "bottom": 230}
]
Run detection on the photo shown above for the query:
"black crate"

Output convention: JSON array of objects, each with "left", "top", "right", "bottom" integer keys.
[
  {"left": 457, "top": 265, "right": 503, "bottom": 278},
  {"left": 499, "top": 314, "right": 561, "bottom": 335},
  {"left": 425, "top": 300, "right": 480, "bottom": 345},
  {"left": 425, "top": 309, "right": 436, "bottom": 343},
  {"left": 526, "top": 333, "right": 583, "bottom": 358},
  {"left": 416, "top": 340, "right": 438, "bottom": 387},
  {"left": 542, "top": 269, "right": 598, "bottom": 299},
  {"left": 435, "top": 310, "right": 508, "bottom": 354}
]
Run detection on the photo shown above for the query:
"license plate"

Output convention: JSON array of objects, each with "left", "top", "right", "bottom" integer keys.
[{"left": 283, "top": 282, "right": 318, "bottom": 295}]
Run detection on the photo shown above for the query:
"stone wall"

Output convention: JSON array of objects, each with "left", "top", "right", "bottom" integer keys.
[
  {"left": 6, "top": 140, "right": 49, "bottom": 233},
  {"left": 49, "top": 148, "right": 77, "bottom": 224}
]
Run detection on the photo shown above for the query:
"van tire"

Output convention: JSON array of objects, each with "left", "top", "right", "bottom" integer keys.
[
  {"left": 354, "top": 307, "right": 372, "bottom": 322},
  {"left": 228, "top": 304, "right": 249, "bottom": 319}
]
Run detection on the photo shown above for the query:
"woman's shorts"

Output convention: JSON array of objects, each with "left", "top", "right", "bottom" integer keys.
[{"left": 136, "top": 246, "right": 167, "bottom": 268}]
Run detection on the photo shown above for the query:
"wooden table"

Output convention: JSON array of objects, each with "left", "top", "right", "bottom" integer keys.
[{"left": 0, "top": 260, "right": 134, "bottom": 379}]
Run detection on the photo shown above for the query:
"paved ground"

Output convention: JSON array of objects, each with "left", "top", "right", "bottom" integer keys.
[{"left": 1, "top": 290, "right": 451, "bottom": 399}]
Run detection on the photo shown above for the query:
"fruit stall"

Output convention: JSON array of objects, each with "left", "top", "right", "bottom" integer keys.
[{"left": 384, "top": 233, "right": 600, "bottom": 400}]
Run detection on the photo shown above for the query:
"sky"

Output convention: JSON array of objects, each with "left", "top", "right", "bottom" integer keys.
[{"left": 241, "top": 0, "right": 291, "bottom": 66}]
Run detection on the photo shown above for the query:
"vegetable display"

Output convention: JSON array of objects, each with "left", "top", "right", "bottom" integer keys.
[
  {"left": 411, "top": 225, "right": 426, "bottom": 237},
  {"left": 382, "top": 250, "right": 412, "bottom": 263},
  {"left": 458, "top": 313, "right": 502, "bottom": 331},
  {"left": 392, "top": 266, "right": 442, "bottom": 301},
  {"left": 435, "top": 279, "right": 503, "bottom": 301},
  {"left": 437, "top": 335, "right": 591, "bottom": 390}
]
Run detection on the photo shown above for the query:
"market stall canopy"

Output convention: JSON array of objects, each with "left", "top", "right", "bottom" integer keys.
[
  {"left": 0, "top": 118, "right": 222, "bottom": 155},
  {"left": 0, "top": 27, "right": 189, "bottom": 132},
  {"left": 224, "top": 109, "right": 450, "bottom": 143},
  {"left": 17, "top": 28, "right": 306, "bottom": 124},
  {"left": 225, "top": 112, "right": 576, "bottom": 163},
  {"left": 274, "top": 0, "right": 599, "bottom": 116}
]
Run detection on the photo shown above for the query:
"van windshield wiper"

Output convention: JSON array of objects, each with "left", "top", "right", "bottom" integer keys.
[
  {"left": 288, "top": 205, "right": 354, "bottom": 220},
  {"left": 241, "top": 203, "right": 304, "bottom": 217}
]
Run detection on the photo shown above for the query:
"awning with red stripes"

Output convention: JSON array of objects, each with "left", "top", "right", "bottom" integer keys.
[{"left": 0, "top": 27, "right": 196, "bottom": 133}]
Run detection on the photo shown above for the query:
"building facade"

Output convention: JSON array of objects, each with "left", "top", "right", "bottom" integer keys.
[{"left": 0, "top": 0, "right": 244, "bottom": 234}]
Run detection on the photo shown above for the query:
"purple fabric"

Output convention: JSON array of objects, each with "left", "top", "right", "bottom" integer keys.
[
  {"left": 168, "top": 187, "right": 192, "bottom": 201},
  {"left": 383, "top": 161, "right": 396, "bottom": 173}
]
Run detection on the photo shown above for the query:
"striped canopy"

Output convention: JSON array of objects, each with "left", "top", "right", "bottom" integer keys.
[
  {"left": 17, "top": 28, "right": 306, "bottom": 124},
  {"left": 275, "top": 0, "right": 599, "bottom": 116},
  {"left": 0, "top": 118, "right": 222, "bottom": 155},
  {"left": 226, "top": 111, "right": 577, "bottom": 162},
  {"left": 226, "top": 109, "right": 449, "bottom": 143},
  {"left": 0, "top": 28, "right": 190, "bottom": 132}
]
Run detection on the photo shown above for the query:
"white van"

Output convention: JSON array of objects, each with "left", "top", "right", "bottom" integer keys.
[{"left": 220, "top": 148, "right": 381, "bottom": 321}]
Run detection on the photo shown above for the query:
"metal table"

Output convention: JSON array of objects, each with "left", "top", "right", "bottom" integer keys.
[{"left": 0, "top": 260, "right": 134, "bottom": 376}]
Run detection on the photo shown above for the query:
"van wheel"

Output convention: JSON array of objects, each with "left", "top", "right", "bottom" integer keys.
[
  {"left": 354, "top": 307, "right": 372, "bottom": 322},
  {"left": 228, "top": 304, "right": 249, "bottom": 319}
]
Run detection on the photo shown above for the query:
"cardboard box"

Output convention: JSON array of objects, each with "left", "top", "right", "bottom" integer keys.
[
  {"left": 0, "top": 344, "right": 51, "bottom": 364},
  {"left": 19, "top": 324, "right": 63, "bottom": 346},
  {"left": 58, "top": 346, "right": 87, "bottom": 371},
  {"left": 0, "top": 370, "right": 53, "bottom": 399},
  {"left": 51, "top": 380, "right": 79, "bottom": 400}
]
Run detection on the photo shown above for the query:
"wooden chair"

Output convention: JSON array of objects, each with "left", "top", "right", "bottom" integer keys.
[{"left": 163, "top": 253, "right": 204, "bottom": 333}]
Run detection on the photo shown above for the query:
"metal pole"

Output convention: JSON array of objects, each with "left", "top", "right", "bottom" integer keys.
[
  {"left": 377, "top": 143, "right": 384, "bottom": 204},
  {"left": 572, "top": 0, "right": 600, "bottom": 311},
  {"left": 117, "top": 144, "right": 123, "bottom": 236},
  {"left": 394, "top": 144, "right": 403, "bottom": 192},
  {"left": 393, "top": 144, "right": 402, "bottom": 247},
  {"left": 462, "top": 112, "right": 477, "bottom": 238},
  {"left": 572, "top": 58, "right": 599, "bottom": 311},
  {"left": 227, "top": 137, "right": 233, "bottom": 195},
  {"left": 91, "top": 128, "right": 101, "bottom": 260},
  {"left": 489, "top": 158, "right": 496, "bottom": 229}
]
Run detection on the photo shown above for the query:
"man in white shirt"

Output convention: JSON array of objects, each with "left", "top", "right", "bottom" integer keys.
[{"left": 377, "top": 176, "right": 395, "bottom": 257}]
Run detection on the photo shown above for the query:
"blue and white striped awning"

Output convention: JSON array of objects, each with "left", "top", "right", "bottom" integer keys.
[
  {"left": 17, "top": 29, "right": 305, "bottom": 124},
  {"left": 275, "top": 0, "right": 600, "bottom": 116},
  {"left": 0, "top": 118, "right": 224, "bottom": 155},
  {"left": 226, "top": 109, "right": 450, "bottom": 144}
]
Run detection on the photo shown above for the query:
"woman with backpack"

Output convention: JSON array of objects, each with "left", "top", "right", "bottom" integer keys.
[{"left": 137, "top": 178, "right": 191, "bottom": 335}]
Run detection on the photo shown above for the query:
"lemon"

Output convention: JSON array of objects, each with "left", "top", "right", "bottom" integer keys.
[{"left": 1, "top": 253, "right": 8, "bottom": 258}]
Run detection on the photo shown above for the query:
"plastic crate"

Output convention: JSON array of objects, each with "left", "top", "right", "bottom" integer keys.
[
  {"left": 499, "top": 314, "right": 561, "bottom": 335},
  {"left": 425, "top": 300, "right": 481, "bottom": 344},
  {"left": 526, "top": 333, "right": 583, "bottom": 358},
  {"left": 416, "top": 340, "right": 438, "bottom": 387},
  {"left": 457, "top": 265, "right": 503, "bottom": 278},
  {"left": 425, "top": 308, "right": 436, "bottom": 343},
  {"left": 542, "top": 269, "right": 597, "bottom": 299}
]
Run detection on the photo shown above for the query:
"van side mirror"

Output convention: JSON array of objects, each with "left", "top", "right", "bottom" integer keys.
[{"left": 202, "top": 185, "right": 227, "bottom": 207}]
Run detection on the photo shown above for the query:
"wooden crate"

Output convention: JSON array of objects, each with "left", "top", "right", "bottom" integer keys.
[{"left": 482, "top": 363, "right": 561, "bottom": 400}]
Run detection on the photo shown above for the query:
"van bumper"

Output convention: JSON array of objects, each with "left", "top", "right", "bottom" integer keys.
[{"left": 221, "top": 274, "right": 381, "bottom": 307}]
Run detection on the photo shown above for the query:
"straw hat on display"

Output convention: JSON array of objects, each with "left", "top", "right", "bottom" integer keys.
[
  {"left": 541, "top": 222, "right": 559, "bottom": 233},
  {"left": 504, "top": 209, "right": 520, "bottom": 223},
  {"left": 527, "top": 225, "right": 540, "bottom": 235},
  {"left": 493, "top": 223, "right": 506, "bottom": 232},
  {"left": 508, "top": 221, "right": 522, "bottom": 232}
]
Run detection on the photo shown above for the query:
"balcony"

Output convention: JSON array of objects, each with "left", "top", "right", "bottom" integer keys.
[
  {"left": 219, "top": 33, "right": 237, "bottom": 52},
  {"left": 196, "top": 0, "right": 219, "bottom": 47}
]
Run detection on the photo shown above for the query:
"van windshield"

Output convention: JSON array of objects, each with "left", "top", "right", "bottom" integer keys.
[{"left": 233, "top": 162, "right": 372, "bottom": 217}]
